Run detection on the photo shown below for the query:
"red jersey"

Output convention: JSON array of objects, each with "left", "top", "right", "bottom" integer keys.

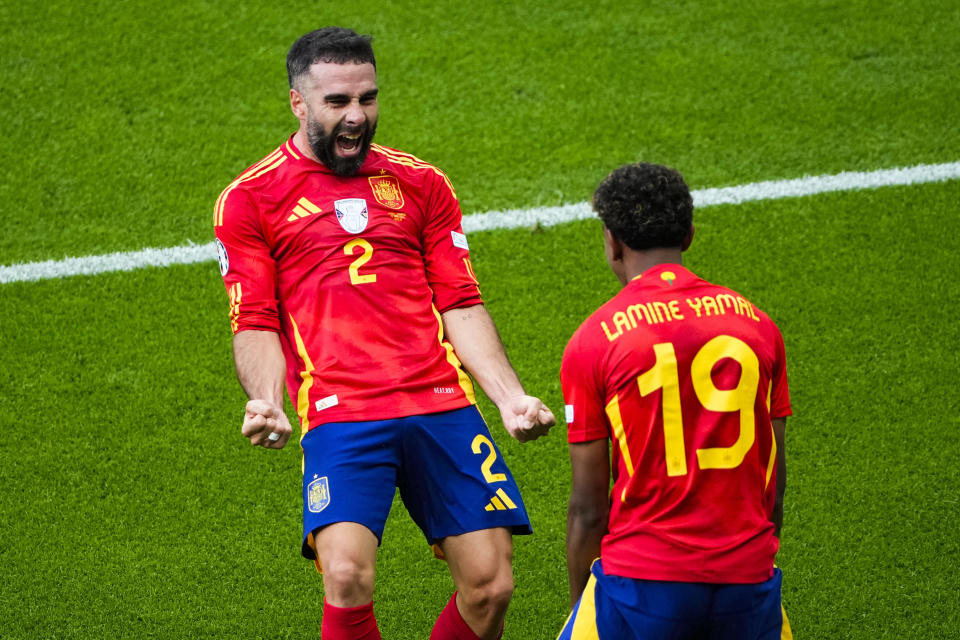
[
  {"left": 214, "top": 136, "right": 481, "bottom": 430},
  {"left": 561, "top": 264, "right": 791, "bottom": 584}
]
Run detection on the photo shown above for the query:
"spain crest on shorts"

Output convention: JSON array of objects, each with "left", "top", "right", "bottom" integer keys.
[
  {"left": 334, "top": 198, "right": 368, "bottom": 233},
  {"left": 307, "top": 475, "right": 331, "bottom": 513},
  {"left": 368, "top": 175, "right": 405, "bottom": 210}
]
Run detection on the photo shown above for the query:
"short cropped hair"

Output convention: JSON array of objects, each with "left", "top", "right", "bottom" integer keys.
[
  {"left": 287, "top": 27, "right": 376, "bottom": 89},
  {"left": 592, "top": 163, "right": 694, "bottom": 251}
]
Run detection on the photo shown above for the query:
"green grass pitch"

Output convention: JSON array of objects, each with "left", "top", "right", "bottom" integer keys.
[{"left": 1, "top": 1, "right": 958, "bottom": 638}]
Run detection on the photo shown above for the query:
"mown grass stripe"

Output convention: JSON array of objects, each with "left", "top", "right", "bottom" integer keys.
[{"left": 2, "top": 161, "right": 958, "bottom": 285}]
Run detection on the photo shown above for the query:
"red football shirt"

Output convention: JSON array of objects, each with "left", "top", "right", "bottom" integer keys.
[
  {"left": 561, "top": 264, "right": 791, "bottom": 583},
  {"left": 214, "top": 136, "right": 481, "bottom": 430}
]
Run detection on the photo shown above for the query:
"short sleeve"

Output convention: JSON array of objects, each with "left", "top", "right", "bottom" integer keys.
[
  {"left": 419, "top": 171, "right": 483, "bottom": 312},
  {"left": 768, "top": 324, "right": 792, "bottom": 419},
  {"left": 214, "top": 186, "right": 280, "bottom": 334},
  {"left": 561, "top": 326, "right": 611, "bottom": 443}
]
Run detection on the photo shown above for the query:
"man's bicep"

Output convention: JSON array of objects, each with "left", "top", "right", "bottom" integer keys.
[
  {"left": 421, "top": 176, "right": 481, "bottom": 312},
  {"left": 215, "top": 189, "right": 280, "bottom": 333}
]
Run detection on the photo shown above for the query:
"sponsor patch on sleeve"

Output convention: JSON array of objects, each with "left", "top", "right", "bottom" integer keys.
[
  {"left": 564, "top": 405, "right": 575, "bottom": 424},
  {"left": 451, "top": 231, "right": 469, "bottom": 250}
]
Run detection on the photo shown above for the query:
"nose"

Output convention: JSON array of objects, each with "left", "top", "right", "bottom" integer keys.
[{"left": 344, "top": 100, "right": 366, "bottom": 127}]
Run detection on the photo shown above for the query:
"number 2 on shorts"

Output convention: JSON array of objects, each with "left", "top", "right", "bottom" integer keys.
[{"left": 471, "top": 434, "right": 507, "bottom": 483}]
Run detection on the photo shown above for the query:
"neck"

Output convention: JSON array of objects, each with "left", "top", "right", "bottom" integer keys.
[
  {"left": 621, "top": 247, "right": 683, "bottom": 282},
  {"left": 291, "top": 130, "right": 321, "bottom": 163}
]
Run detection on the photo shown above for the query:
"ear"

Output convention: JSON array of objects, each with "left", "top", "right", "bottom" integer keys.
[
  {"left": 681, "top": 225, "right": 695, "bottom": 251},
  {"left": 603, "top": 226, "right": 624, "bottom": 263},
  {"left": 290, "top": 88, "right": 307, "bottom": 121}
]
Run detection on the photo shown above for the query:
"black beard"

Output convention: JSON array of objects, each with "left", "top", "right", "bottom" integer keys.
[{"left": 306, "top": 119, "right": 377, "bottom": 176}]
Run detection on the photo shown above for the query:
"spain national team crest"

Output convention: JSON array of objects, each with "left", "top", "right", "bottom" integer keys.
[
  {"left": 307, "top": 475, "right": 331, "bottom": 513},
  {"left": 368, "top": 175, "right": 405, "bottom": 210},
  {"left": 334, "top": 198, "right": 369, "bottom": 233}
]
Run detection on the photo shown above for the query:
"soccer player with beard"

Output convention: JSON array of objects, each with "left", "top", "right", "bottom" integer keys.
[
  {"left": 213, "top": 27, "right": 555, "bottom": 640},
  {"left": 557, "top": 163, "right": 793, "bottom": 639}
]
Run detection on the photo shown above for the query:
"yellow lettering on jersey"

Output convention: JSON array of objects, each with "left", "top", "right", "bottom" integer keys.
[
  {"left": 738, "top": 296, "right": 760, "bottom": 321},
  {"left": 653, "top": 301, "right": 673, "bottom": 323},
  {"left": 602, "top": 293, "right": 761, "bottom": 343},
  {"left": 627, "top": 303, "right": 651, "bottom": 327},
  {"left": 613, "top": 311, "right": 632, "bottom": 335},
  {"left": 684, "top": 295, "right": 760, "bottom": 322},
  {"left": 637, "top": 342, "right": 687, "bottom": 477},
  {"left": 668, "top": 300, "right": 684, "bottom": 320},
  {"left": 716, "top": 293, "right": 737, "bottom": 313},
  {"left": 702, "top": 296, "right": 719, "bottom": 316},
  {"left": 692, "top": 336, "right": 759, "bottom": 469},
  {"left": 601, "top": 320, "right": 620, "bottom": 342}
]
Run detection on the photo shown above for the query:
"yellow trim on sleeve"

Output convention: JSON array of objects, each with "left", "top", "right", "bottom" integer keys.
[
  {"left": 764, "top": 380, "right": 776, "bottom": 490},
  {"left": 288, "top": 313, "right": 315, "bottom": 440},
  {"left": 214, "top": 149, "right": 286, "bottom": 226},
  {"left": 371, "top": 144, "right": 458, "bottom": 200},
  {"left": 432, "top": 305, "right": 477, "bottom": 404}
]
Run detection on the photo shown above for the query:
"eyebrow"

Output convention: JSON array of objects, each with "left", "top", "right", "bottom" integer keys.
[{"left": 324, "top": 89, "right": 380, "bottom": 102}]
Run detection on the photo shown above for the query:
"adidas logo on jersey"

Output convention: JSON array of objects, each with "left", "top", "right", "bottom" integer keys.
[{"left": 287, "top": 196, "right": 322, "bottom": 222}]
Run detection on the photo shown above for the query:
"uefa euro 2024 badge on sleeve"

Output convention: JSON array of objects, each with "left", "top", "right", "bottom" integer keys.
[{"left": 335, "top": 198, "right": 369, "bottom": 233}]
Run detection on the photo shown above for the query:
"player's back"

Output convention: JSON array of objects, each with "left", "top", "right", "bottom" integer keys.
[{"left": 561, "top": 263, "right": 791, "bottom": 584}]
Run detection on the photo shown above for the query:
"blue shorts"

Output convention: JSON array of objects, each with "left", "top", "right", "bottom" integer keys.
[
  {"left": 558, "top": 561, "right": 792, "bottom": 640},
  {"left": 300, "top": 405, "right": 531, "bottom": 560}
]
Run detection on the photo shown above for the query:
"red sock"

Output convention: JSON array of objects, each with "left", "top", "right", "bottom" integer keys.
[
  {"left": 430, "top": 592, "right": 503, "bottom": 640},
  {"left": 321, "top": 599, "right": 381, "bottom": 640}
]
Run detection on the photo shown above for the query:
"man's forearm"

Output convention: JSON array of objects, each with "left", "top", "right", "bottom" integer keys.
[
  {"left": 566, "top": 440, "right": 610, "bottom": 607},
  {"left": 232, "top": 329, "right": 286, "bottom": 404},
  {"left": 440, "top": 304, "right": 524, "bottom": 406}
]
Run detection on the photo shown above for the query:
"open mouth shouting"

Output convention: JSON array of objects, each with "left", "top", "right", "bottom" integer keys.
[
  {"left": 307, "top": 117, "right": 379, "bottom": 176},
  {"left": 336, "top": 131, "right": 363, "bottom": 156}
]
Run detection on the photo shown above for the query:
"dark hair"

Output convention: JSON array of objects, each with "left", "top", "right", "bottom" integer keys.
[
  {"left": 592, "top": 163, "right": 693, "bottom": 251},
  {"left": 287, "top": 27, "right": 376, "bottom": 89}
]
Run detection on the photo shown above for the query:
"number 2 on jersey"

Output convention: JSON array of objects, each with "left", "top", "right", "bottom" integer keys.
[
  {"left": 344, "top": 238, "right": 376, "bottom": 285},
  {"left": 607, "top": 335, "right": 761, "bottom": 479}
]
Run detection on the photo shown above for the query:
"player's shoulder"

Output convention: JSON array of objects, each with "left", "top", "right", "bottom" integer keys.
[
  {"left": 214, "top": 141, "right": 297, "bottom": 226},
  {"left": 369, "top": 144, "right": 457, "bottom": 193},
  {"left": 369, "top": 143, "right": 444, "bottom": 174},
  {"left": 225, "top": 141, "right": 297, "bottom": 190},
  {"left": 565, "top": 292, "right": 626, "bottom": 356},
  {"left": 699, "top": 277, "right": 782, "bottom": 330}
]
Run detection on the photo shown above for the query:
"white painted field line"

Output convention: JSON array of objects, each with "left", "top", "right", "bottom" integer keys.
[{"left": 2, "top": 161, "right": 958, "bottom": 285}]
